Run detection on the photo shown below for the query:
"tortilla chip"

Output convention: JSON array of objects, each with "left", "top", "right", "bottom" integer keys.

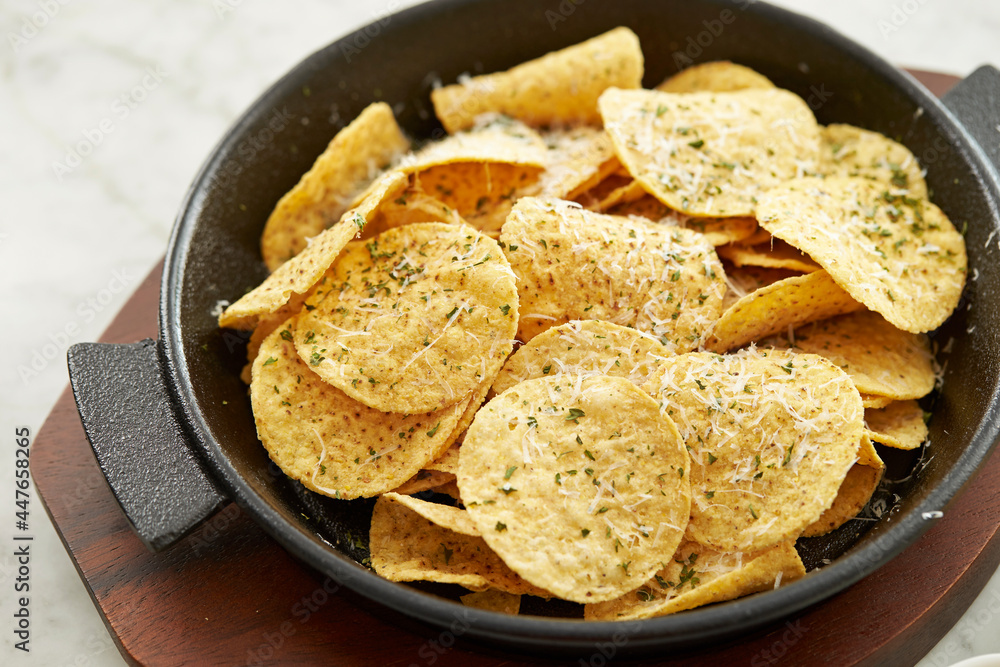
[
  {"left": 862, "top": 394, "right": 893, "bottom": 409},
  {"left": 768, "top": 310, "right": 935, "bottom": 401},
  {"left": 818, "top": 124, "right": 928, "bottom": 199},
  {"left": 800, "top": 462, "right": 883, "bottom": 538},
  {"left": 501, "top": 197, "right": 726, "bottom": 350},
  {"left": 656, "top": 61, "right": 776, "bottom": 93},
  {"left": 584, "top": 541, "right": 803, "bottom": 620},
  {"left": 426, "top": 441, "right": 462, "bottom": 475},
  {"left": 491, "top": 319, "right": 669, "bottom": 397},
  {"left": 755, "top": 176, "right": 967, "bottom": 333},
  {"left": 866, "top": 399, "right": 929, "bottom": 450},
  {"left": 295, "top": 222, "right": 518, "bottom": 414},
  {"left": 250, "top": 322, "right": 469, "bottom": 499},
  {"left": 644, "top": 349, "right": 863, "bottom": 552},
  {"left": 431, "top": 27, "right": 644, "bottom": 133},
  {"left": 716, "top": 239, "right": 821, "bottom": 273},
  {"left": 381, "top": 492, "right": 480, "bottom": 536},
  {"left": 219, "top": 171, "right": 409, "bottom": 330},
  {"left": 720, "top": 265, "right": 801, "bottom": 311},
  {"left": 259, "top": 102, "right": 410, "bottom": 271},
  {"left": 460, "top": 589, "right": 522, "bottom": 614},
  {"left": 535, "top": 126, "right": 619, "bottom": 200},
  {"left": 391, "top": 469, "right": 456, "bottom": 495},
  {"left": 706, "top": 270, "right": 863, "bottom": 353},
  {"left": 599, "top": 88, "right": 820, "bottom": 218},
  {"left": 399, "top": 115, "right": 547, "bottom": 172},
  {"left": 362, "top": 187, "right": 466, "bottom": 238},
  {"left": 458, "top": 375, "right": 691, "bottom": 604},
  {"left": 369, "top": 495, "right": 553, "bottom": 596}
]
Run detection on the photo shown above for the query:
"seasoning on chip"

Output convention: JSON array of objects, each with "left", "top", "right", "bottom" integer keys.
[
  {"left": 599, "top": 87, "right": 820, "bottom": 217},
  {"left": 755, "top": 176, "right": 967, "bottom": 333},
  {"left": 458, "top": 375, "right": 691, "bottom": 603},
  {"left": 501, "top": 196, "right": 726, "bottom": 350}
]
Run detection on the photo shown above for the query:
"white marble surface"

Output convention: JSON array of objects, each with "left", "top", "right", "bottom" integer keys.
[{"left": 0, "top": 0, "right": 997, "bottom": 664}]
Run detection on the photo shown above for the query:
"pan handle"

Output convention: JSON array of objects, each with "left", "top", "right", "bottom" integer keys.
[
  {"left": 942, "top": 65, "right": 1000, "bottom": 173},
  {"left": 67, "top": 338, "right": 227, "bottom": 552}
]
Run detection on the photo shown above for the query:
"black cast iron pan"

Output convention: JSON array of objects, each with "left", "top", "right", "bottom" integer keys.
[{"left": 66, "top": 0, "right": 1000, "bottom": 657}]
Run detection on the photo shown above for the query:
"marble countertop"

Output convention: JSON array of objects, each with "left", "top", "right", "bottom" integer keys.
[{"left": 1, "top": 0, "right": 998, "bottom": 664}]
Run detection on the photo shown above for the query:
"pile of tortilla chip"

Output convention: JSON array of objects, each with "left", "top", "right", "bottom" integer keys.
[{"left": 217, "top": 27, "right": 966, "bottom": 620}]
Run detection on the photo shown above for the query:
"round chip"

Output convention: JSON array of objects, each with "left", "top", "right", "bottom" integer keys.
[
  {"left": 656, "top": 61, "right": 776, "bottom": 93},
  {"left": 295, "top": 222, "right": 519, "bottom": 414},
  {"left": 644, "top": 349, "right": 863, "bottom": 552},
  {"left": 598, "top": 88, "right": 820, "bottom": 218},
  {"left": 458, "top": 374, "right": 691, "bottom": 604},
  {"left": 250, "top": 322, "right": 469, "bottom": 499},
  {"left": 818, "top": 124, "right": 928, "bottom": 199},
  {"left": 755, "top": 176, "right": 967, "bottom": 333},
  {"left": 770, "top": 310, "right": 935, "bottom": 400},
  {"left": 491, "top": 319, "right": 669, "bottom": 396},
  {"left": 501, "top": 197, "right": 727, "bottom": 351}
]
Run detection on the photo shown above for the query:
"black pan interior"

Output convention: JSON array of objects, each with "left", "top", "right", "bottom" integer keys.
[{"left": 159, "top": 0, "right": 1000, "bottom": 653}]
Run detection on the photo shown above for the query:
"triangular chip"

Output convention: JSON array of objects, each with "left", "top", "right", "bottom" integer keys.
[
  {"left": 259, "top": 102, "right": 410, "bottom": 271},
  {"left": 599, "top": 88, "right": 820, "bottom": 218},
  {"left": 219, "top": 171, "right": 409, "bottom": 330},
  {"left": 501, "top": 197, "right": 726, "bottom": 349},
  {"left": 431, "top": 27, "right": 643, "bottom": 133},
  {"left": 755, "top": 177, "right": 967, "bottom": 333}
]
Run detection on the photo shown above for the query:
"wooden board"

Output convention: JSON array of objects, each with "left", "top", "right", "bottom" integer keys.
[{"left": 35, "top": 71, "right": 1000, "bottom": 667}]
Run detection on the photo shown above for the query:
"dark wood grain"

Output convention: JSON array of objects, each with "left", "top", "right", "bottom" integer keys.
[{"left": 35, "top": 72, "right": 1000, "bottom": 667}]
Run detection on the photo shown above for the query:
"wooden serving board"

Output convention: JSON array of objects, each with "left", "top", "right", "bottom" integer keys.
[{"left": 35, "top": 71, "right": 998, "bottom": 667}]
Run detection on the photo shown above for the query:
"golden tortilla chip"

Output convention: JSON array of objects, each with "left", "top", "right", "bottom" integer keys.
[
  {"left": 644, "top": 349, "right": 863, "bottom": 552},
  {"left": 501, "top": 197, "right": 726, "bottom": 350},
  {"left": 458, "top": 375, "right": 691, "bottom": 604},
  {"left": 656, "top": 61, "right": 776, "bottom": 93},
  {"left": 431, "top": 27, "right": 643, "bottom": 133},
  {"left": 706, "top": 270, "right": 863, "bottom": 353},
  {"left": 862, "top": 394, "right": 894, "bottom": 409},
  {"left": 866, "top": 399, "right": 929, "bottom": 450},
  {"left": 769, "top": 310, "right": 935, "bottom": 401},
  {"left": 426, "top": 441, "right": 462, "bottom": 475},
  {"left": 381, "top": 492, "right": 480, "bottom": 536},
  {"left": 818, "top": 124, "right": 928, "bottom": 199},
  {"left": 369, "top": 495, "right": 553, "bottom": 596},
  {"left": 391, "top": 469, "right": 456, "bottom": 495},
  {"left": 800, "top": 462, "right": 883, "bottom": 538},
  {"left": 536, "top": 126, "right": 619, "bottom": 200},
  {"left": 295, "top": 222, "right": 518, "bottom": 414},
  {"left": 716, "top": 239, "right": 820, "bottom": 273},
  {"left": 584, "top": 541, "right": 803, "bottom": 620},
  {"left": 399, "top": 115, "right": 547, "bottom": 171},
  {"left": 755, "top": 176, "right": 967, "bottom": 333},
  {"left": 720, "top": 265, "right": 800, "bottom": 311},
  {"left": 259, "top": 102, "right": 410, "bottom": 271},
  {"left": 250, "top": 322, "right": 469, "bottom": 499},
  {"left": 362, "top": 187, "right": 466, "bottom": 238},
  {"left": 219, "top": 171, "right": 409, "bottom": 330},
  {"left": 491, "top": 319, "right": 669, "bottom": 397},
  {"left": 599, "top": 88, "right": 820, "bottom": 218},
  {"left": 460, "top": 589, "right": 522, "bottom": 614}
]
